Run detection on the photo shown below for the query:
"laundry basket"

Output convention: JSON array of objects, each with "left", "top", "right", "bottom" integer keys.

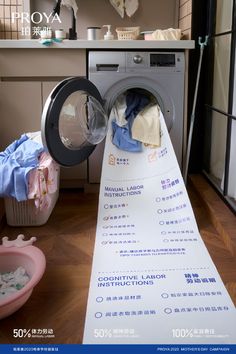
[
  {"left": 4, "top": 168, "right": 60, "bottom": 227},
  {"left": 116, "top": 27, "right": 140, "bottom": 40}
]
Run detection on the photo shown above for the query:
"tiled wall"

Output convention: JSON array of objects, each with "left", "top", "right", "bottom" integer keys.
[
  {"left": 0, "top": 1, "right": 191, "bottom": 40},
  {"left": 31, "top": 0, "right": 178, "bottom": 40},
  {"left": 0, "top": 0, "right": 23, "bottom": 39},
  {"left": 178, "top": 0, "right": 192, "bottom": 39}
]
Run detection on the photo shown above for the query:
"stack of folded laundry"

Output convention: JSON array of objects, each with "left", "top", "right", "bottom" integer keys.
[
  {"left": 142, "top": 28, "right": 182, "bottom": 41},
  {"left": 0, "top": 133, "right": 59, "bottom": 211}
]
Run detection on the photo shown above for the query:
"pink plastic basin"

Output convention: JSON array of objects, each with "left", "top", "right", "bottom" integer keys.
[{"left": 0, "top": 245, "right": 46, "bottom": 320}]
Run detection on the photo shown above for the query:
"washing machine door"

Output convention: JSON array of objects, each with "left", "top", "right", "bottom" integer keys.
[{"left": 41, "top": 77, "right": 108, "bottom": 166}]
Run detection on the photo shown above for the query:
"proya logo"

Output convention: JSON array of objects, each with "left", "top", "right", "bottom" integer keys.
[{"left": 11, "top": 12, "right": 62, "bottom": 24}]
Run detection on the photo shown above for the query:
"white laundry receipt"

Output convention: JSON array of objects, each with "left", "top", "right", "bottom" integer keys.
[{"left": 83, "top": 112, "right": 236, "bottom": 344}]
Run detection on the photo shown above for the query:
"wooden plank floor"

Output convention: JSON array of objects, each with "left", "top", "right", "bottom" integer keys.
[{"left": 0, "top": 182, "right": 235, "bottom": 344}]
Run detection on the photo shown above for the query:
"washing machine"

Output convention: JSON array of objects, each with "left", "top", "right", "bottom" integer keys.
[
  {"left": 88, "top": 51, "right": 185, "bottom": 182},
  {"left": 41, "top": 51, "right": 185, "bottom": 181}
]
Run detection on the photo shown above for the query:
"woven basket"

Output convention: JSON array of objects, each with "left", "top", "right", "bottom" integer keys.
[
  {"left": 4, "top": 168, "right": 60, "bottom": 226},
  {"left": 116, "top": 27, "right": 140, "bottom": 40}
]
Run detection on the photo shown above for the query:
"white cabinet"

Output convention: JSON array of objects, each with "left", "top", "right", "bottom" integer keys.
[
  {"left": 0, "top": 81, "right": 87, "bottom": 187},
  {"left": 0, "top": 49, "right": 88, "bottom": 187},
  {"left": 0, "top": 49, "right": 86, "bottom": 77},
  {"left": 0, "top": 81, "right": 41, "bottom": 150}
]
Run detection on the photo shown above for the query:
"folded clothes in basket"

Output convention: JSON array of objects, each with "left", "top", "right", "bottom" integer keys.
[
  {"left": 0, "top": 134, "right": 44, "bottom": 201},
  {"left": 151, "top": 28, "right": 181, "bottom": 40},
  {"left": 0, "top": 133, "right": 59, "bottom": 210}
]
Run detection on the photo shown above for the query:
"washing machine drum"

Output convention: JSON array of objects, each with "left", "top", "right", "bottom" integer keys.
[{"left": 41, "top": 77, "right": 108, "bottom": 166}]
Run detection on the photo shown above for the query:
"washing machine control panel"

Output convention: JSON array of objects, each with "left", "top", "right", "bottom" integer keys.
[
  {"left": 133, "top": 54, "right": 143, "bottom": 64},
  {"left": 150, "top": 53, "right": 175, "bottom": 67},
  {"left": 127, "top": 52, "right": 184, "bottom": 72}
]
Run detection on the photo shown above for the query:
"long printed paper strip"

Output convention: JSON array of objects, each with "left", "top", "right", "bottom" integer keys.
[{"left": 83, "top": 112, "right": 236, "bottom": 344}]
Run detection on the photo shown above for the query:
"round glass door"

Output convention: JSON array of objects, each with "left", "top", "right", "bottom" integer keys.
[
  {"left": 41, "top": 78, "right": 108, "bottom": 166},
  {"left": 59, "top": 90, "right": 107, "bottom": 149}
]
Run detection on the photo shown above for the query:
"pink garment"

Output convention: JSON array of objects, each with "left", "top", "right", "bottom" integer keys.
[{"left": 28, "top": 152, "right": 59, "bottom": 210}]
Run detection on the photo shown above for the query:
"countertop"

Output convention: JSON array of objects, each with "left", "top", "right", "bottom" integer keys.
[{"left": 0, "top": 39, "right": 195, "bottom": 49}]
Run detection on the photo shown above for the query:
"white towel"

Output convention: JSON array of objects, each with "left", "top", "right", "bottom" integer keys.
[
  {"left": 61, "top": 0, "right": 78, "bottom": 17},
  {"left": 131, "top": 104, "right": 161, "bottom": 146},
  {"left": 109, "top": 0, "right": 139, "bottom": 17},
  {"left": 112, "top": 93, "right": 127, "bottom": 127},
  {"left": 109, "top": 0, "right": 125, "bottom": 18},
  {"left": 125, "top": 0, "right": 139, "bottom": 17}
]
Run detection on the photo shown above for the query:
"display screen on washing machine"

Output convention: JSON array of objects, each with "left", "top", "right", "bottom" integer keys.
[{"left": 150, "top": 54, "right": 175, "bottom": 67}]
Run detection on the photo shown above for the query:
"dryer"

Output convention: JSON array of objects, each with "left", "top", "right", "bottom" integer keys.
[{"left": 41, "top": 51, "right": 185, "bottom": 182}]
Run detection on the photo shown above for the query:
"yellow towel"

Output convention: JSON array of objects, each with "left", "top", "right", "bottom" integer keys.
[{"left": 131, "top": 104, "right": 161, "bottom": 146}]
